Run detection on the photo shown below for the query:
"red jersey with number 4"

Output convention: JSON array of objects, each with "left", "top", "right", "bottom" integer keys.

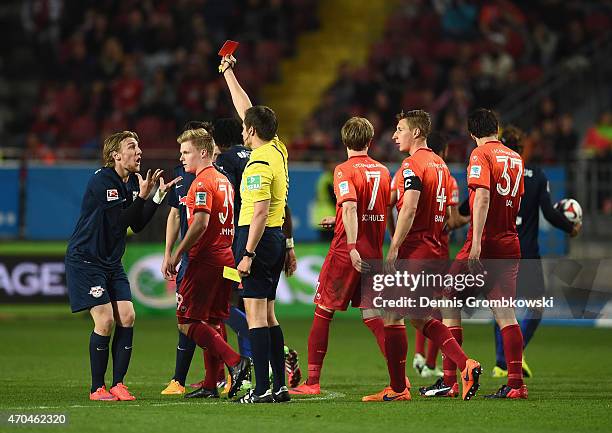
[
  {"left": 330, "top": 155, "right": 390, "bottom": 259},
  {"left": 460, "top": 140, "right": 524, "bottom": 259},
  {"left": 394, "top": 147, "right": 451, "bottom": 257},
  {"left": 185, "top": 165, "right": 234, "bottom": 263},
  {"left": 440, "top": 175, "right": 459, "bottom": 257}
]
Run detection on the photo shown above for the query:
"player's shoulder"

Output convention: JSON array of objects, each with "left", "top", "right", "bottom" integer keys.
[{"left": 91, "top": 167, "right": 120, "bottom": 187}]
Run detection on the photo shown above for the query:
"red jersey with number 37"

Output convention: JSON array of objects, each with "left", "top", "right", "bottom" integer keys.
[
  {"left": 330, "top": 156, "right": 391, "bottom": 259},
  {"left": 394, "top": 147, "right": 451, "bottom": 257},
  {"left": 461, "top": 140, "right": 524, "bottom": 259},
  {"left": 185, "top": 165, "right": 234, "bottom": 263}
]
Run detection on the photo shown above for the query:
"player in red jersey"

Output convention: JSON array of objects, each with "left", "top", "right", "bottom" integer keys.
[
  {"left": 164, "top": 127, "right": 251, "bottom": 399},
  {"left": 422, "top": 108, "right": 528, "bottom": 399},
  {"left": 290, "top": 117, "right": 391, "bottom": 395},
  {"left": 363, "top": 111, "right": 481, "bottom": 402}
]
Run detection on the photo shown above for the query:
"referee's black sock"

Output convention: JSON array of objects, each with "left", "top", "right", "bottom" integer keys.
[
  {"left": 173, "top": 330, "right": 196, "bottom": 386},
  {"left": 249, "top": 327, "right": 271, "bottom": 395},
  {"left": 89, "top": 332, "right": 110, "bottom": 393},
  {"left": 269, "top": 325, "right": 286, "bottom": 391},
  {"left": 111, "top": 326, "right": 133, "bottom": 386}
]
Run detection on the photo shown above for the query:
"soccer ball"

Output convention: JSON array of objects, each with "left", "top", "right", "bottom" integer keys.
[{"left": 554, "top": 198, "right": 582, "bottom": 224}]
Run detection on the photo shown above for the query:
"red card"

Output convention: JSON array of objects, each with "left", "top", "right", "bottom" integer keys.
[{"left": 218, "top": 40, "right": 239, "bottom": 57}]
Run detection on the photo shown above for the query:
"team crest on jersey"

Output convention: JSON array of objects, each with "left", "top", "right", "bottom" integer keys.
[
  {"left": 472, "top": 155, "right": 478, "bottom": 161},
  {"left": 337, "top": 171, "right": 343, "bottom": 178},
  {"left": 469, "top": 165, "right": 482, "bottom": 178},
  {"left": 195, "top": 191, "right": 207, "bottom": 205},
  {"left": 106, "top": 189, "right": 119, "bottom": 201},
  {"left": 89, "top": 286, "right": 105, "bottom": 298},
  {"left": 133, "top": 191, "right": 139, "bottom": 201},
  {"left": 338, "top": 181, "right": 349, "bottom": 196},
  {"left": 403, "top": 169, "right": 415, "bottom": 178},
  {"left": 247, "top": 175, "right": 261, "bottom": 190}
]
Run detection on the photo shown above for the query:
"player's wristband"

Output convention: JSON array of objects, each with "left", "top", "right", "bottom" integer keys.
[
  {"left": 347, "top": 243, "right": 356, "bottom": 251},
  {"left": 286, "top": 238, "right": 294, "bottom": 249},
  {"left": 152, "top": 188, "right": 167, "bottom": 204}
]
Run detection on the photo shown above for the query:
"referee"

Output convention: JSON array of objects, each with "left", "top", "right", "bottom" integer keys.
[{"left": 220, "top": 54, "right": 291, "bottom": 403}]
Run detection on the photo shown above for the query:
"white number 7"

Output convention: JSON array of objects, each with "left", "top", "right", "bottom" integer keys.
[{"left": 365, "top": 171, "right": 381, "bottom": 211}]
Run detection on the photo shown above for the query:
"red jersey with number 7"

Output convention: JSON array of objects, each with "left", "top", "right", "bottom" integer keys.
[
  {"left": 185, "top": 165, "right": 234, "bottom": 264},
  {"left": 459, "top": 140, "right": 524, "bottom": 259},
  {"left": 330, "top": 155, "right": 391, "bottom": 259},
  {"left": 394, "top": 147, "right": 451, "bottom": 258}
]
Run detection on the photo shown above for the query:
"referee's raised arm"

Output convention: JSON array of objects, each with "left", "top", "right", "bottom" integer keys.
[{"left": 220, "top": 54, "right": 252, "bottom": 120}]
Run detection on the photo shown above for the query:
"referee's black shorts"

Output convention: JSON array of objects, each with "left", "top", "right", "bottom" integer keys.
[{"left": 235, "top": 226, "right": 285, "bottom": 300}]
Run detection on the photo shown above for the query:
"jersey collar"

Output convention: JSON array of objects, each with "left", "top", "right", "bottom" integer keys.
[{"left": 196, "top": 165, "right": 214, "bottom": 177}]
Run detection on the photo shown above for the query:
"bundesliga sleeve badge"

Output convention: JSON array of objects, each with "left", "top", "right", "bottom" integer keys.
[
  {"left": 195, "top": 191, "right": 207, "bottom": 205},
  {"left": 106, "top": 189, "right": 119, "bottom": 201}
]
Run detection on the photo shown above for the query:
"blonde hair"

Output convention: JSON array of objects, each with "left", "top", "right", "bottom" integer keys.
[
  {"left": 397, "top": 110, "right": 431, "bottom": 139},
  {"left": 177, "top": 128, "right": 214, "bottom": 157},
  {"left": 103, "top": 131, "right": 139, "bottom": 167},
  {"left": 341, "top": 117, "right": 374, "bottom": 151}
]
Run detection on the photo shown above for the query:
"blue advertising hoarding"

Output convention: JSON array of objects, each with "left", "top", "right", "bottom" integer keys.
[{"left": 0, "top": 166, "right": 20, "bottom": 237}]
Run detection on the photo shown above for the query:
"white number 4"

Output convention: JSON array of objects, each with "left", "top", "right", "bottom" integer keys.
[
  {"left": 496, "top": 156, "right": 522, "bottom": 197},
  {"left": 365, "top": 171, "right": 381, "bottom": 211},
  {"left": 436, "top": 169, "right": 446, "bottom": 212}
]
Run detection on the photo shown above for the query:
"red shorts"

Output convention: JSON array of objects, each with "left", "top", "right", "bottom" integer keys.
[
  {"left": 399, "top": 239, "right": 442, "bottom": 260},
  {"left": 177, "top": 259, "right": 232, "bottom": 323},
  {"left": 445, "top": 257, "right": 519, "bottom": 302},
  {"left": 314, "top": 252, "right": 363, "bottom": 311}
]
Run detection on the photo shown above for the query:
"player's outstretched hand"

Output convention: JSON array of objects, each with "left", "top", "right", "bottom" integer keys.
[
  {"left": 570, "top": 222, "right": 582, "bottom": 237},
  {"left": 159, "top": 175, "right": 183, "bottom": 193},
  {"left": 319, "top": 216, "right": 336, "bottom": 230},
  {"left": 284, "top": 248, "right": 297, "bottom": 277},
  {"left": 349, "top": 248, "right": 371, "bottom": 273},
  {"left": 136, "top": 169, "right": 163, "bottom": 199}
]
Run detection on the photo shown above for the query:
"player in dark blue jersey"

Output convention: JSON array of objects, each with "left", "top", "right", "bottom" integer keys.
[
  {"left": 490, "top": 125, "right": 581, "bottom": 378},
  {"left": 65, "top": 130, "right": 180, "bottom": 401}
]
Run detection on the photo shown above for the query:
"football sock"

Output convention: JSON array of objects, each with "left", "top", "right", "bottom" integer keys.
[
  {"left": 501, "top": 324, "right": 524, "bottom": 388},
  {"left": 363, "top": 316, "right": 386, "bottom": 357},
  {"left": 520, "top": 308, "right": 542, "bottom": 348},
  {"left": 269, "top": 325, "right": 286, "bottom": 391},
  {"left": 425, "top": 337, "right": 440, "bottom": 368},
  {"left": 203, "top": 349, "right": 222, "bottom": 389},
  {"left": 218, "top": 323, "right": 228, "bottom": 381},
  {"left": 415, "top": 329, "right": 426, "bottom": 356},
  {"left": 89, "top": 332, "right": 110, "bottom": 393},
  {"left": 306, "top": 306, "right": 334, "bottom": 385},
  {"left": 384, "top": 325, "right": 408, "bottom": 393},
  {"left": 111, "top": 326, "right": 133, "bottom": 387},
  {"left": 225, "top": 306, "right": 252, "bottom": 358},
  {"left": 249, "top": 327, "right": 271, "bottom": 396},
  {"left": 422, "top": 321, "right": 464, "bottom": 386},
  {"left": 494, "top": 323, "right": 507, "bottom": 369},
  {"left": 173, "top": 330, "right": 196, "bottom": 386},
  {"left": 187, "top": 322, "right": 241, "bottom": 367}
]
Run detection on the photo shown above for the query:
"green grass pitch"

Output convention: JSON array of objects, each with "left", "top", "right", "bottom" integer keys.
[{"left": 0, "top": 310, "right": 611, "bottom": 433}]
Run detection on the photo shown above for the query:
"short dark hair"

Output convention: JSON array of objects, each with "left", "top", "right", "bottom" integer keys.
[
  {"left": 183, "top": 120, "right": 213, "bottom": 134},
  {"left": 427, "top": 131, "right": 448, "bottom": 156},
  {"left": 468, "top": 108, "right": 499, "bottom": 138},
  {"left": 244, "top": 105, "right": 278, "bottom": 141},
  {"left": 396, "top": 110, "right": 431, "bottom": 139},
  {"left": 213, "top": 118, "right": 243, "bottom": 150},
  {"left": 500, "top": 125, "right": 523, "bottom": 154}
]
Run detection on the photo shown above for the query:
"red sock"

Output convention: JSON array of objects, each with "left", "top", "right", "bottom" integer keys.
[
  {"left": 501, "top": 324, "right": 524, "bottom": 388},
  {"left": 217, "top": 323, "right": 227, "bottom": 381},
  {"left": 384, "top": 325, "right": 407, "bottom": 393},
  {"left": 203, "top": 349, "right": 221, "bottom": 389},
  {"left": 425, "top": 337, "right": 439, "bottom": 368},
  {"left": 422, "top": 320, "right": 466, "bottom": 386},
  {"left": 306, "top": 306, "right": 334, "bottom": 385},
  {"left": 415, "top": 329, "right": 426, "bottom": 355},
  {"left": 363, "top": 316, "right": 386, "bottom": 357},
  {"left": 187, "top": 322, "right": 241, "bottom": 367}
]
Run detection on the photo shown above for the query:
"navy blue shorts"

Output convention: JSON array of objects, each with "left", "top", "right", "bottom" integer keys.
[
  {"left": 234, "top": 226, "right": 285, "bottom": 300},
  {"left": 176, "top": 253, "right": 189, "bottom": 291},
  {"left": 65, "top": 256, "right": 132, "bottom": 313}
]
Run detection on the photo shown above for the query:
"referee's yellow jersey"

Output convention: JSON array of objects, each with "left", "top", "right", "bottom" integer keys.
[{"left": 238, "top": 135, "right": 288, "bottom": 227}]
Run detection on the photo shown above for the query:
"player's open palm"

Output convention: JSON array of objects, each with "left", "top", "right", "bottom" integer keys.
[
  {"left": 349, "top": 248, "right": 370, "bottom": 273},
  {"left": 136, "top": 169, "right": 162, "bottom": 199}
]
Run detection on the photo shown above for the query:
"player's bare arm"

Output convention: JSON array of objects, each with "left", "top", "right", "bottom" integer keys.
[
  {"left": 220, "top": 54, "right": 253, "bottom": 121},
  {"left": 237, "top": 199, "right": 270, "bottom": 278},
  {"left": 469, "top": 187, "right": 490, "bottom": 266},
  {"left": 166, "top": 211, "right": 210, "bottom": 276},
  {"left": 342, "top": 201, "right": 370, "bottom": 273},
  {"left": 386, "top": 189, "right": 419, "bottom": 271},
  {"left": 447, "top": 204, "right": 470, "bottom": 229},
  {"left": 387, "top": 189, "right": 398, "bottom": 237},
  {"left": 162, "top": 207, "right": 180, "bottom": 280}
]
